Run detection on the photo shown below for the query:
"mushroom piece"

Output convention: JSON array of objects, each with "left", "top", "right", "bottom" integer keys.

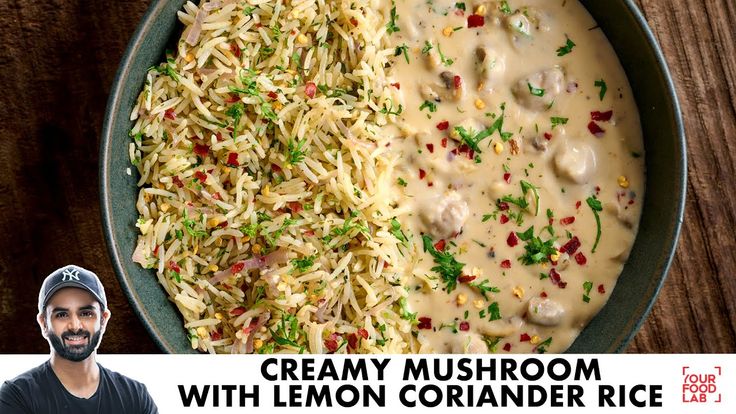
[
  {"left": 553, "top": 140, "right": 597, "bottom": 184},
  {"left": 451, "top": 334, "right": 488, "bottom": 354},
  {"left": 475, "top": 47, "right": 506, "bottom": 89},
  {"left": 420, "top": 190, "right": 469, "bottom": 239},
  {"left": 526, "top": 297, "right": 565, "bottom": 326},
  {"left": 511, "top": 68, "right": 565, "bottom": 112}
]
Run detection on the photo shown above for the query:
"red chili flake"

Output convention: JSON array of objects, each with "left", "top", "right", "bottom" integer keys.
[
  {"left": 503, "top": 343, "right": 512, "bottom": 352},
  {"left": 467, "top": 14, "right": 485, "bottom": 28},
  {"left": 436, "top": 120, "right": 450, "bottom": 130},
  {"left": 540, "top": 291, "right": 548, "bottom": 298},
  {"left": 500, "top": 259, "right": 511, "bottom": 269},
  {"left": 304, "top": 82, "right": 317, "bottom": 98},
  {"left": 230, "top": 43, "right": 241, "bottom": 58},
  {"left": 458, "top": 144, "right": 469, "bottom": 154},
  {"left": 358, "top": 328, "right": 369, "bottom": 339},
  {"left": 544, "top": 132, "right": 553, "bottom": 140},
  {"left": 230, "top": 262, "right": 245, "bottom": 274},
  {"left": 450, "top": 148, "right": 459, "bottom": 156},
  {"left": 428, "top": 181, "right": 434, "bottom": 187},
  {"left": 591, "top": 110, "right": 613, "bottom": 121},
  {"left": 574, "top": 252, "right": 587, "bottom": 265},
  {"left": 255, "top": 23, "right": 263, "bottom": 28},
  {"left": 441, "top": 137, "right": 448, "bottom": 148},
  {"left": 453, "top": 75, "right": 462, "bottom": 89},
  {"left": 271, "top": 163, "right": 283, "bottom": 174},
  {"left": 467, "top": 150, "right": 475, "bottom": 160},
  {"left": 433, "top": 239, "right": 446, "bottom": 251},
  {"left": 520, "top": 333, "right": 531, "bottom": 342},
  {"left": 503, "top": 173, "right": 511, "bottom": 183},
  {"left": 303, "top": 229, "right": 315, "bottom": 237},
  {"left": 212, "top": 192, "right": 222, "bottom": 200},
  {"left": 230, "top": 306, "right": 246, "bottom": 316},
  {"left": 560, "top": 216, "right": 576, "bottom": 225},
  {"left": 498, "top": 202, "right": 510, "bottom": 211},
  {"left": 458, "top": 275, "right": 476, "bottom": 283},
  {"left": 215, "top": 132, "right": 223, "bottom": 142},
  {"left": 227, "top": 152, "right": 239, "bottom": 166},
  {"left": 507, "top": 232, "right": 519, "bottom": 247},
  {"left": 390, "top": 82, "right": 401, "bottom": 89},
  {"left": 549, "top": 268, "right": 562, "bottom": 285},
  {"left": 500, "top": 214, "right": 509, "bottom": 224},
  {"left": 225, "top": 94, "right": 240, "bottom": 103},
  {"left": 194, "top": 171, "right": 207, "bottom": 182},
  {"left": 628, "top": 199, "right": 635, "bottom": 205},
  {"left": 347, "top": 333, "right": 359, "bottom": 350},
  {"left": 210, "top": 331, "right": 222, "bottom": 341},
  {"left": 242, "top": 319, "right": 259, "bottom": 334},
  {"left": 459, "top": 321, "right": 470, "bottom": 331},
  {"left": 172, "top": 176, "right": 184, "bottom": 188},
  {"left": 559, "top": 236, "right": 581, "bottom": 255},
  {"left": 426, "top": 143, "right": 434, "bottom": 153},
  {"left": 288, "top": 202, "right": 303, "bottom": 214},
  {"left": 598, "top": 284, "right": 606, "bottom": 294},
  {"left": 575, "top": 200, "right": 582, "bottom": 209},
  {"left": 193, "top": 143, "right": 209, "bottom": 157},
  {"left": 267, "top": 91, "right": 278, "bottom": 100},
  {"left": 419, "top": 169, "right": 426, "bottom": 179},
  {"left": 350, "top": 17, "right": 358, "bottom": 26},
  {"left": 164, "top": 108, "right": 176, "bottom": 120},
  {"left": 595, "top": 186, "right": 601, "bottom": 194},
  {"left": 417, "top": 317, "right": 432, "bottom": 330},
  {"left": 324, "top": 335, "right": 339, "bottom": 353},
  {"left": 588, "top": 121, "right": 605, "bottom": 136},
  {"left": 218, "top": 220, "right": 229, "bottom": 229},
  {"left": 167, "top": 261, "right": 181, "bottom": 273},
  {"left": 153, "top": 245, "right": 160, "bottom": 256}
]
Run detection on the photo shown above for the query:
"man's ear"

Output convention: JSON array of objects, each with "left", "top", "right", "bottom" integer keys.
[
  {"left": 37, "top": 312, "right": 48, "bottom": 338},
  {"left": 100, "top": 309, "right": 111, "bottom": 332}
]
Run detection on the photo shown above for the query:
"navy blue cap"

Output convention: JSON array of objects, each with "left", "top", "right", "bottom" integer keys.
[{"left": 38, "top": 265, "right": 107, "bottom": 313}]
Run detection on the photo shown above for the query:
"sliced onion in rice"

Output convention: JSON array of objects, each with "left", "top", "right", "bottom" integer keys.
[
  {"left": 208, "top": 248, "right": 289, "bottom": 285},
  {"left": 185, "top": 9, "right": 208, "bottom": 46}
]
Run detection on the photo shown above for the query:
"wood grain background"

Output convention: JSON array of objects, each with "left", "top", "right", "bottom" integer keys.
[{"left": 0, "top": 0, "right": 733, "bottom": 354}]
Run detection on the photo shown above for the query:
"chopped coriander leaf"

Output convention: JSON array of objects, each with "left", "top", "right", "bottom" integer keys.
[
  {"left": 151, "top": 62, "right": 179, "bottom": 82},
  {"left": 380, "top": 99, "right": 403, "bottom": 116},
  {"left": 501, "top": 194, "right": 528, "bottom": 209},
  {"left": 482, "top": 335, "right": 502, "bottom": 352},
  {"left": 421, "top": 41, "right": 433, "bottom": 55},
  {"left": 286, "top": 139, "right": 308, "bottom": 165},
  {"left": 454, "top": 104, "right": 511, "bottom": 153},
  {"left": 520, "top": 180, "right": 540, "bottom": 216},
  {"left": 516, "top": 226, "right": 557, "bottom": 265},
  {"left": 469, "top": 279, "right": 500, "bottom": 300},
  {"left": 482, "top": 214, "right": 493, "bottom": 222},
  {"left": 419, "top": 100, "right": 437, "bottom": 113},
  {"left": 539, "top": 272, "right": 549, "bottom": 280},
  {"left": 243, "top": 6, "right": 256, "bottom": 16},
  {"left": 595, "top": 78, "right": 608, "bottom": 101},
  {"left": 291, "top": 255, "right": 316, "bottom": 272},
  {"left": 583, "top": 281, "right": 593, "bottom": 303},
  {"left": 499, "top": 0, "right": 512, "bottom": 14},
  {"left": 586, "top": 195, "right": 603, "bottom": 253},
  {"left": 260, "top": 102, "right": 278, "bottom": 122},
  {"left": 556, "top": 36, "right": 576, "bottom": 56},
  {"left": 487, "top": 302, "right": 502, "bottom": 321},
  {"left": 225, "top": 102, "right": 245, "bottom": 137},
  {"left": 395, "top": 44, "right": 410, "bottom": 64},
  {"left": 239, "top": 223, "right": 259, "bottom": 238},
  {"left": 398, "top": 297, "right": 417, "bottom": 323},
  {"left": 386, "top": 0, "right": 400, "bottom": 34},
  {"left": 437, "top": 43, "right": 454, "bottom": 66},
  {"left": 528, "top": 82, "right": 545, "bottom": 97},
  {"left": 171, "top": 271, "right": 181, "bottom": 283},
  {"left": 397, "top": 177, "right": 408, "bottom": 187},
  {"left": 546, "top": 208, "right": 554, "bottom": 220},
  {"left": 550, "top": 117, "right": 568, "bottom": 129},
  {"left": 455, "top": 2, "right": 466, "bottom": 11},
  {"left": 536, "top": 336, "right": 553, "bottom": 353},
  {"left": 422, "top": 234, "right": 465, "bottom": 293},
  {"left": 389, "top": 218, "right": 408, "bottom": 243}
]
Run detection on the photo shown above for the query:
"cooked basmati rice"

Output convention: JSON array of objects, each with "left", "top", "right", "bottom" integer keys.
[{"left": 129, "top": 0, "right": 417, "bottom": 353}]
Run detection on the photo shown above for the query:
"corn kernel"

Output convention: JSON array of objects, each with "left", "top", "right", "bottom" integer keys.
[
  {"left": 494, "top": 142, "right": 504, "bottom": 154},
  {"left": 273, "top": 101, "right": 283, "bottom": 111},
  {"left": 456, "top": 293, "right": 467, "bottom": 305},
  {"left": 618, "top": 175, "right": 630, "bottom": 188},
  {"left": 185, "top": 53, "right": 194, "bottom": 62},
  {"left": 277, "top": 281, "right": 287, "bottom": 291},
  {"left": 262, "top": 185, "right": 270, "bottom": 196},
  {"left": 471, "top": 266, "right": 483, "bottom": 277},
  {"left": 208, "top": 264, "right": 219, "bottom": 272},
  {"left": 253, "top": 339, "right": 264, "bottom": 349},
  {"left": 193, "top": 244, "right": 199, "bottom": 255},
  {"left": 196, "top": 326, "right": 208, "bottom": 339},
  {"left": 475, "top": 5, "right": 487, "bottom": 16},
  {"left": 450, "top": 129, "right": 460, "bottom": 139},
  {"left": 513, "top": 286, "right": 525, "bottom": 299},
  {"left": 530, "top": 335, "right": 541, "bottom": 345},
  {"left": 297, "top": 34, "right": 309, "bottom": 45},
  {"left": 221, "top": 166, "right": 231, "bottom": 175},
  {"left": 207, "top": 217, "right": 221, "bottom": 228},
  {"left": 215, "top": 312, "right": 223, "bottom": 320},
  {"left": 550, "top": 251, "right": 560, "bottom": 262},
  {"left": 160, "top": 203, "right": 170, "bottom": 212},
  {"left": 442, "top": 26, "right": 453, "bottom": 37},
  {"left": 252, "top": 244, "right": 262, "bottom": 255},
  {"left": 473, "top": 299, "right": 485, "bottom": 309},
  {"left": 215, "top": 238, "right": 223, "bottom": 247},
  {"left": 474, "top": 98, "right": 486, "bottom": 110},
  {"left": 241, "top": 236, "right": 251, "bottom": 243}
]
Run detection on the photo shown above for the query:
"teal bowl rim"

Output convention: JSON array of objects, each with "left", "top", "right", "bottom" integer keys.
[{"left": 100, "top": 0, "right": 686, "bottom": 354}]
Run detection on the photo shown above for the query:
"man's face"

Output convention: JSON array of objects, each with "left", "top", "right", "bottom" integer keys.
[{"left": 37, "top": 288, "right": 109, "bottom": 362}]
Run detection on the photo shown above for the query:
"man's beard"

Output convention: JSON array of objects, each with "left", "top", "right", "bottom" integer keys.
[{"left": 48, "top": 329, "right": 102, "bottom": 362}]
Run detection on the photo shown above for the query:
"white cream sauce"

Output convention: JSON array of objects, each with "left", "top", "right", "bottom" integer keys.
[{"left": 384, "top": 0, "right": 645, "bottom": 353}]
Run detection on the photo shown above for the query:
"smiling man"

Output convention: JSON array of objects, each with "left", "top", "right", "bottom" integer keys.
[{"left": 0, "top": 265, "right": 158, "bottom": 413}]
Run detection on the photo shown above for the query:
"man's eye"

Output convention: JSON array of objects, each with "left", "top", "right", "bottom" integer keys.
[
  {"left": 81, "top": 311, "right": 94, "bottom": 318},
  {"left": 55, "top": 313, "right": 68, "bottom": 319}
]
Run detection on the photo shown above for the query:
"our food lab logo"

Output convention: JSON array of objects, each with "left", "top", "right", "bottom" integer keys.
[{"left": 682, "top": 366, "right": 721, "bottom": 403}]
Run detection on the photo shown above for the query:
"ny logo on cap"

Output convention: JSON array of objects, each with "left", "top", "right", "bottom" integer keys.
[{"left": 62, "top": 268, "right": 80, "bottom": 282}]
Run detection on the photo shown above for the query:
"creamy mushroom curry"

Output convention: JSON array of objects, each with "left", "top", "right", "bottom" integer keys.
[{"left": 385, "top": 0, "right": 644, "bottom": 353}]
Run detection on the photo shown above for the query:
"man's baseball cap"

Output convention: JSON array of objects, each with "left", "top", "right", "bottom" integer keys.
[{"left": 38, "top": 265, "right": 107, "bottom": 313}]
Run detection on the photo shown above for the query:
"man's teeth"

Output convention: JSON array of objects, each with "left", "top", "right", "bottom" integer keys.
[{"left": 66, "top": 335, "right": 86, "bottom": 340}]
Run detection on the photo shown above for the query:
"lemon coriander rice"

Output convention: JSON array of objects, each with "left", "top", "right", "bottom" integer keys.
[{"left": 129, "top": 0, "right": 415, "bottom": 354}]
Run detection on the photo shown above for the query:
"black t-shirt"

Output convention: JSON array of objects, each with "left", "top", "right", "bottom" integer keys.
[{"left": 0, "top": 361, "right": 158, "bottom": 414}]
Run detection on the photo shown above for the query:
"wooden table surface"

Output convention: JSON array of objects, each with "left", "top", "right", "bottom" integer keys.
[{"left": 0, "top": 0, "right": 733, "bottom": 354}]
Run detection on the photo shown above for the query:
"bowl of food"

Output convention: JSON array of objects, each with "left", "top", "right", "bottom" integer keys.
[{"left": 101, "top": 0, "right": 685, "bottom": 354}]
